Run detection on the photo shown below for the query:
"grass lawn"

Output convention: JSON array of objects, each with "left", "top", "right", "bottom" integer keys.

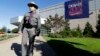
[
  {"left": 0, "top": 34, "right": 19, "bottom": 41},
  {"left": 44, "top": 36, "right": 100, "bottom": 56}
]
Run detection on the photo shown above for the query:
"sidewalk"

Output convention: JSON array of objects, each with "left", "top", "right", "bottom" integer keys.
[
  {"left": 0, "top": 35, "right": 56, "bottom": 56},
  {"left": 33, "top": 36, "right": 56, "bottom": 56}
]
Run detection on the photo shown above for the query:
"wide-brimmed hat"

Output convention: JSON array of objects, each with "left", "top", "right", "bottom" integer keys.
[{"left": 28, "top": 2, "right": 38, "bottom": 9}]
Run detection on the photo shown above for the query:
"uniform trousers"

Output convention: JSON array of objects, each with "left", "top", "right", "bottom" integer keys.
[{"left": 22, "top": 27, "right": 36, "bottom": 56}]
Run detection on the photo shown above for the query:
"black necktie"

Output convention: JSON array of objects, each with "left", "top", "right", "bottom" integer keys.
[{"left": 28, "top": 13, "right": 33, "bottom": 24}]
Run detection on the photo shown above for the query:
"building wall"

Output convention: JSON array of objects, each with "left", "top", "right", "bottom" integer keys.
[
  {"left": 39, "top": 2, "right": 64, "bottom": 19},
  {"left": 39, "top": 0, "right": 100, "bottom": 32}
]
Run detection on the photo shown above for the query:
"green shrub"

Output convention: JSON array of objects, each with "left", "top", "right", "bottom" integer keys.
[
  {"left": 83, "top": 22, "right": 94, "bottom": 37},
  {"left": 71, "top": 25, "right": 83, "bottom": 37},
  {"left": 48, "top": 33, "right": 57, "bottom": 38},
  {"left": 47, "top": 24, "right": 83, "bottom": 38},
  {"left": 48, "top": 33, "right": 63, "bottom": 38},
  {"left": 12, "top": 28, "right": 18, "bottom": 33},
  {"left": 0, "top": 34, "right": 18, "bottom": 41},
  {"left": 96, "top": 14, "right": 100, "bottom": 37},
  {"left": 71, "top": 30, "right": 82, "bottom": 37}
]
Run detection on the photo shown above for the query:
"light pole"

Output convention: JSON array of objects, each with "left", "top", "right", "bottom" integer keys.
[{"left": 94, "top": 0, "right": 98, "bottom": 22}]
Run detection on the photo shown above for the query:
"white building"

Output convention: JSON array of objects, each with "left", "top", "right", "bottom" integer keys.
[
  {"left": 10, "top": 16, "right": 46, "bottom": 26},
  {"left": 10, "top": 0, "right": 100, "bottom": 31},
  {"left": 10, "top": 16, "right": 24, "bottom": 26}
]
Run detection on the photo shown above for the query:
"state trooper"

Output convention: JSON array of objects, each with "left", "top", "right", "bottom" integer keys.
[{"left": 18, "top": 2, "right": 41, "bottom": 56}]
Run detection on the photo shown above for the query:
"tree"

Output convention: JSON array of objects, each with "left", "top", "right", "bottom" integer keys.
[
  {"left": 0, "top": 26, "right": 7, "bottom": 33},
  {"left": 64, "top": 19, "right": 70, "bottom": 31},
  {"left": 44, "top": 14, "right": 71, "bottom": 37},
  {"left": 0, "top": 29, "right": 3, "bottom": 32},
  {"left": 76, "top": 24, "right": 81, "bottom": 31},
  {"left": 44, "top": 14, "right": 66, "bottom": 33},
  {"left": 44, "top": 15, "right": 53, "bottom": 29},
  {"left": 83, "top": 22, "right": 94, "bottom": 37},
  {"left": 59, "top": 19, "right": 71, "bottom": 37},
  {"left": 12, "top": 28, "right": 18, "bottom": 33},
  {"left": 96, "top": 14, "right": 100, "bottom": 37}
]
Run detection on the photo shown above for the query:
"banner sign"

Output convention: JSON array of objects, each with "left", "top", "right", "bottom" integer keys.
[{"left": 65, "top": 0, "right": 89, "bottom": 19}]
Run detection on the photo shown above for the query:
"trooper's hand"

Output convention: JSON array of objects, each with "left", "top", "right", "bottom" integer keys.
[{"left": 36, "top": 28, "right": 40, "bottom": 36}]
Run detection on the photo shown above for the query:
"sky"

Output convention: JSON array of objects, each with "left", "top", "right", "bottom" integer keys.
[{"left": 0, "top": 0, "right": 68, "bottom": 30}]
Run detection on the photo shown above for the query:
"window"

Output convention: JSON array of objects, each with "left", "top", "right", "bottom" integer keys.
[{"left": 99, "top": 9, "right": 100, "bottom": 12}]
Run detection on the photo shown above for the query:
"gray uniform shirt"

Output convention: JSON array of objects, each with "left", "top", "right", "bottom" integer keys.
[{"left": 19, "top": 12, "right": 41, "bottom": 32}]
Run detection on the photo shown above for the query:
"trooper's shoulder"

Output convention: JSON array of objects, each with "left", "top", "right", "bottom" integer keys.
[{"left": 34, "top": 13, "right": 40, "bottom": 18}]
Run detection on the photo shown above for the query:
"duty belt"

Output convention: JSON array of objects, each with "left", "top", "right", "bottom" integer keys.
[{"left": 24, "top": 24, "right": 37, "bottom": 28}]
